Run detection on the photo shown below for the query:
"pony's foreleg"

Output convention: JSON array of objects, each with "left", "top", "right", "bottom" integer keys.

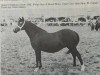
[{"left": 34, "top": 50, "right": 42, "bottom": 72}]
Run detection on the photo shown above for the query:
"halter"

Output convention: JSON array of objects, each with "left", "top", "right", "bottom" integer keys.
[{"left": 18, "top": 20, "right": 25, "bottom": 30}]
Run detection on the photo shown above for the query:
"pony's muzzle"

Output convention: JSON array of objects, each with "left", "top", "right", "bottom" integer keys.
[{"left": 13, "top": 27, "right": 20, "bottom": 33}]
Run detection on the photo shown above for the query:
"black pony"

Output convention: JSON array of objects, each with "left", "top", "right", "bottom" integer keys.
[{"left": 13, "top": 17, "right": 85, "bottom": 71}]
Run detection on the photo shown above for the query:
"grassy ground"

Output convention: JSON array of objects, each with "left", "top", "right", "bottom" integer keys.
[{"left": 1, "top": 25, "right": 100, "bottom": 75}]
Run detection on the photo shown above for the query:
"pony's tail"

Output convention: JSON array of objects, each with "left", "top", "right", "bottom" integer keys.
[{"left": 75, "top": 32, "right": 80, "bottom": 46}]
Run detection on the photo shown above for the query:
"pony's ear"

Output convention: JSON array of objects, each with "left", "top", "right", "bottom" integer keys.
[{"left": 22, "top": 17, "right": 24, "bottom": 21}]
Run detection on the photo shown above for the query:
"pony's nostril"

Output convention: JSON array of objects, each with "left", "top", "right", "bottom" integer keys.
[{"left": 13, "top": 29, "right": 15, "bottom": 32}]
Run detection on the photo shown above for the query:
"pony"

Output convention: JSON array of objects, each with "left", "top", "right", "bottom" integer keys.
[{"left": 13, "top": 17, "right": 85, "bottom": 72}]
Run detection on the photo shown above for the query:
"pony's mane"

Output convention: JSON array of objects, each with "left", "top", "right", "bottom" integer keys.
[{"left": 24, "top": 20, "right": 46, "bottom": 32}]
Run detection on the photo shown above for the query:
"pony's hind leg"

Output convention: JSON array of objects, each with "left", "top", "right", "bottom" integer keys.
[
  {"left": 75, "top": 50, "right": 83, "bottom": 65},
  {"left": 74, "top": 47, "right": 85, "bottom": 71},
  {"left": 69, "top": 47, "right": 85, "bottom": 71},
  {"left": 69, "top": 48, "right": 77, "bottom": 67},
  {"left": 66, "top": 50, "right": 71, "bottom": 54}
]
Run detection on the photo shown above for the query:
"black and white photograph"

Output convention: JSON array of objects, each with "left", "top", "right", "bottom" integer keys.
[{"left": 0, "top": 0, "right": 100, "bottom": 75}]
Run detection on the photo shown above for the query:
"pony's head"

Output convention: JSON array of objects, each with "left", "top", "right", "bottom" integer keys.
[{"left": 13, "top": 17, "right": 25, "bottom": 33}]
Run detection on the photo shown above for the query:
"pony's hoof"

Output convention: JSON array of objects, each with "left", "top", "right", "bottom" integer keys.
[
  {"left": 81, "top": 64, "right": 85, "bottom": 71},
  {"left": 34, "top": 67, "right": 40, "bottom": 72}
]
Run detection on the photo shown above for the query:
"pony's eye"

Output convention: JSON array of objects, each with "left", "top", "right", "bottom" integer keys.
[{"left": 18, "top": 22, "right": 23, "bottom": 27}]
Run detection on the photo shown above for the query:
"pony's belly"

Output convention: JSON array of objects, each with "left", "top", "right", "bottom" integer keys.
[
  {"left": 42, "top": 47, "right": 64, "bottom": 53},
  {"left": 41, "top": 41, "right": 65, "bottom": 53}
]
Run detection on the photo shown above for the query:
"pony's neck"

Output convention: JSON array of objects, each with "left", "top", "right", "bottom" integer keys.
[{"left": 24, "top": 21, "right": 46, "bottom": 39}]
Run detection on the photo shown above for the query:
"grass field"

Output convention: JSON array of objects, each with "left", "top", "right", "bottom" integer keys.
[{"left": 1, "top": 25, "right": 100, "bottom": 75}]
